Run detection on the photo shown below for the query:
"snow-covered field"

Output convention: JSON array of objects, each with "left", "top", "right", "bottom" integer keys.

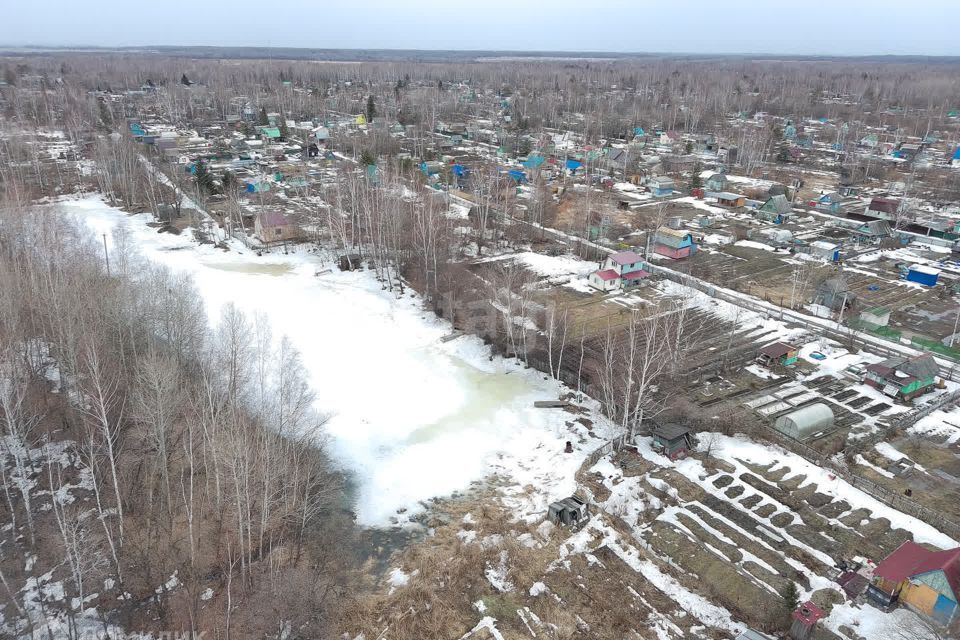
[{"left": 60, "top": 195, "right": 614, "bottom": 526}]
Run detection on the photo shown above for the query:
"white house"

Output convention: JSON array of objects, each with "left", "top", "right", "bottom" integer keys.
[
  {"left": 809, "top": 240, "right": 840, "bottom": 262},
  {"left": 588, "top": 268, "right": 621, "bottom": 292},
  {"left": 588, "top": 250, "right": 651, "bottom": 292}
]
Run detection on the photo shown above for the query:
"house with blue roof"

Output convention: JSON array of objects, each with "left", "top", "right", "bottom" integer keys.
[
  {"left": 647, "top": 176, "right": 675, "bottom": 197},
  {"left": 815, "top": 192, "right": 842, "bottom": 213},
  {"left": 654, "top": 227, "right": 697, "bottom": 259},
  {"left": 521, "top": 155, "right": 545, "bottom": 170}
]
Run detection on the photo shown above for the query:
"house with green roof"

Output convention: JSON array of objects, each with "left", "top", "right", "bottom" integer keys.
[{"left": 259, "top": 126, "right": 282, "bottom": 142}]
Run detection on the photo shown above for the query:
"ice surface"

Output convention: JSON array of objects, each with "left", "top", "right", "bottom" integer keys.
[{"left": 62, "top": 195, "right": 611, "bottom": 526}]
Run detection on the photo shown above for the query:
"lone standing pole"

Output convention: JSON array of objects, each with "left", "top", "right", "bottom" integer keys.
[
  {"left": 102, "top": 233, "right": 110, "bottom": 277},
  {"left": 950, "top": 300, "right": 960, "bottom": 348}
]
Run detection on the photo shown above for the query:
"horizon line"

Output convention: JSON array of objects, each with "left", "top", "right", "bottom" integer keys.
[{"left": 2, "top": 43, "right": 959, "bottom": 61}]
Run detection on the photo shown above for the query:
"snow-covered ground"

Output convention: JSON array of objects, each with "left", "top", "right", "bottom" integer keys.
[
  {"left": 59, "top": 195, "right": 615, "bottom": 526},
  {"left": 585, "top": 433, "right": 959, "bottom": 639},
  {"left": 476, "top": 251, "right": 597, "bottom": 292}
]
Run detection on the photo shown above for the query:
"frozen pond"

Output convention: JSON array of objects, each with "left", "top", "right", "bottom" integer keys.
[{"left": 64, "top": 196, "right": 609, "bottom": 526}]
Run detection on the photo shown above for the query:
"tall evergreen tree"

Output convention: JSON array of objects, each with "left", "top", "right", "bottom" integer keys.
[
  {"left": 781, "top": 581, "right": 800, "bottom": 616},
  {"left": 366, "top": 95, "right": 376, "bottom": 122},
  {"left": 258, "top": 107, "right": 269, "bottom": 126},
  {"left": 690, "top": 161, "right": 703, "bottom": 189},
  {"left": 194, "top": 159, "right": 215, "bottom": 194},
  {"left": 180, "top": 73, "right": 191, "bottom": 86}
]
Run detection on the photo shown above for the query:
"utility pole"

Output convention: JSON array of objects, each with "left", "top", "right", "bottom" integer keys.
[
  {"left": 102, "top": 234, "right": 110, "bottom": 277},
  {"left": 950, "top": 301, "right": 960, "bottom": 348},
  {"left": 837, "top": 291, "right": 849, "bottom": 325}
]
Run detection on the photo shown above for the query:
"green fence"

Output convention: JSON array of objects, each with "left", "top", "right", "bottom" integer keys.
[
  {"left": 846, "top": 320, "right": 960, "bottom": 363},
  {"left": 911, "top": 336, "right": 960, "bottom": 361}
]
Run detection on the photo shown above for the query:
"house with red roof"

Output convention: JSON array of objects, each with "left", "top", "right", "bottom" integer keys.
[
  {"left": 587, "top": 250, "right": 651, "bottom": 293},
  {"left": 866, "top": 541, "right": 960, "bottom": 625}
]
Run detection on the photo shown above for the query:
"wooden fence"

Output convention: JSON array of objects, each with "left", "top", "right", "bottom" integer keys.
[
  {"left": 579, "top": 418, "right": 960, "bottom": 543},
  {"left": 760, "top": 422, "right": 960, "bottom": 541}
]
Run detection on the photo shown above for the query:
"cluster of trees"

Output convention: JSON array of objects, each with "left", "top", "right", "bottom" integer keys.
[
  {"left": 0, "top": 196, "right": 355, "bottom": 638},
  {"left": 6, "top": 54, "right": 960, "bottom": 150}
]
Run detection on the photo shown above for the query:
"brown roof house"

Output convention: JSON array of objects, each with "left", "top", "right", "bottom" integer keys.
[
  {"left": 863, "top": 354, "right": 938, "bottom": 401},
  {"left": 758, "top": 341, "right": 799, "bottom": 367},
  {"left": 254, "top": 211, "right": 302, "bottom": 244}
]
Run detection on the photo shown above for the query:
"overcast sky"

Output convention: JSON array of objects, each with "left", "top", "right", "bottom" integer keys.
[{"left": 4, "top": 0, "right": 958, "bottom": 56}]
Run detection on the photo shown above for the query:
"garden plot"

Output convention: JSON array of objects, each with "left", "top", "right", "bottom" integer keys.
[
  {"left": 586, "top": 434, "right": 958, "bottom": 637},
  {"left": 852, "top": 419, "right": 960, "bottom": 524},
  {"left": 739, "top": 340, "right": 947, "bottom": 443}
]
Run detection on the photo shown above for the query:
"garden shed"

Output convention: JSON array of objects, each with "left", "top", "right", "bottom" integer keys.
[
  {"left": 773, "top": 403, "right": 834, "bottom": 440},
  {"left": 906, "top": 264, "right": 940, "bottom": 287}
]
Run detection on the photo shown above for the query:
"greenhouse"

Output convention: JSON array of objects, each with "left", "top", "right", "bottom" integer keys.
[{"left": 774, "top": 403, "right": 834, "bottom": 440}]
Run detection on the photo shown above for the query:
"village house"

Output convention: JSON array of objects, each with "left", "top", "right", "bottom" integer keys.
[
  {"left": 704, "top": 172, "right": 728, "bottom": 192},
  {"left": 757, "top": 194, "right": 792, "bottom": 223},
  {"left": 816, "top": 277, "right": 856, "bottom": 311},
  {"left": 653, "top": 227, "right": 697, "bottom": 259},
  {"left": 814, "top": 191, "right": 842, "bottom": 213},
  {"left": 658, "top": 130, "right": 680, "bottom": 146},
  {"left": 808, "top": 240, "right": 840, "bottom": 262},
  {"left": 254, "top": 211, "right": 301, "bottom": 244},
  {"left": 259, "top": 126, "right": 282, "bottom": 143},
  {"left": 651, "top": 423, "right": 696, "bottom": 460},
  {"left": 863, "top": 354, "right": 938, "bottom": 401},
  {"left": 866, "top": 541, "right": 960, "bottom": 625},
  {"left": 646, "top": 175, "right": 675, "bottom": 197},
  {"left": 865, "top": 197, "right": 900, "bottom": 221},
  {"left": 789, "top": 601, "right": 826, "bottom": 640},
  {"left": 852, "top": 219, "right": 893, "bottom": 242},
  {"left": 587, "top": 250, "right": 650, "bottom": 292},
  {"left": 712, "top": 191, "right": 747, "bottom": 208},
  {"left": 757, "top": 341, "right": 799, "bottom": 367}
]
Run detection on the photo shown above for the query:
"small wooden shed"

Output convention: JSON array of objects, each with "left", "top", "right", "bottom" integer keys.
[{"left": 651, "top": 423, "right": 696, "bottom": 460}]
